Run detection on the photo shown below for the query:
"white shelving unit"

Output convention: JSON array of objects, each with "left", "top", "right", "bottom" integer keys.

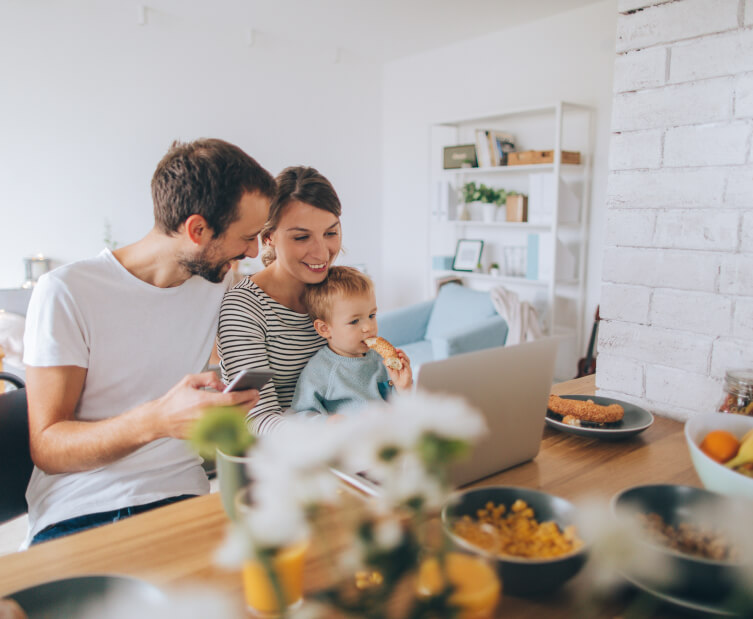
[{"left": 428, "top": 101, "right": 594, "bottom": 379}]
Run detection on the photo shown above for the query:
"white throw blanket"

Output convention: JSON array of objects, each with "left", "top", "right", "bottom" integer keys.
[{"left": 490, "top": 286, "right": 544, "bottom": 346}]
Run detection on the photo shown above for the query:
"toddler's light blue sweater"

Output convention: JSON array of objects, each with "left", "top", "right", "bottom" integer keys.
[{"left": 290, "top": 346, "right": 392, "bottom": 416}]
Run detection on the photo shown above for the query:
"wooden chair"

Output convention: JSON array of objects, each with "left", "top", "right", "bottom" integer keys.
[{"left": 0, "top": 372, "right": 32, "bottom": 524}]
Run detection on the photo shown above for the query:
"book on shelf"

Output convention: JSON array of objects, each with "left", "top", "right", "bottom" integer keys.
[{"left": 474, "top": 129, "right": 515, "bottom": 167}]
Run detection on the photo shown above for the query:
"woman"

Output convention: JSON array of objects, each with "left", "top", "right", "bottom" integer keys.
[{"left": 218, "top": 166, "right": 342, "bottom": 434}]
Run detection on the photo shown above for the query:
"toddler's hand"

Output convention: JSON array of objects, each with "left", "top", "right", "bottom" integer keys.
[{"left": 387, "top": 350, "right": 413, "bottom": 391}]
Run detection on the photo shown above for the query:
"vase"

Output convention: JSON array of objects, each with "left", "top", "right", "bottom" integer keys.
[
  {"left": 217, "top": 448, "right": 252, "bottom": 520},
  {"left": 467, "top": 201, "right": 484, "bottom": 221},
  {"left": 482, "top": 203, "right": 496, "bottom": 223}
]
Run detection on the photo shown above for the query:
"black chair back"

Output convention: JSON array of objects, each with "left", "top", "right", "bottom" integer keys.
[{"left": 0, "top": 373, "right": 32, "bottom": 524}]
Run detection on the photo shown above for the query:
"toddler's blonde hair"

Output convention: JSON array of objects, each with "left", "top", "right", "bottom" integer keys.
[{"left": 303, "top": 266, "right": 374, "bottom": 322}]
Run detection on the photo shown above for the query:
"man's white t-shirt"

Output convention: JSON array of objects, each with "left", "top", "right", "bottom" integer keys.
[{"left": 23, "top": 249, "right": 228, "bottom": 541}]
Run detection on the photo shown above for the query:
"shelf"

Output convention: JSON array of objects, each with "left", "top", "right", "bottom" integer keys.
[
  {"left": 441, "top": 220, "right": 552, "bottom": 232},
  {"left": 429, "top": 101, "right": 594, "bottom": 369},
  {"left": 431, "top": 270, "right": 548, "bottom": 287},
  {"left": 441, "top": 163, "right": 584, "bottom": 177},
  {"left": 437, "top": 219, "right": 582, "bottom": 233}
]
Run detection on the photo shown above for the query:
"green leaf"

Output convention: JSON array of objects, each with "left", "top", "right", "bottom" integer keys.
[{"left": 189, "top": 406, "right": 254, "bottom": 460}]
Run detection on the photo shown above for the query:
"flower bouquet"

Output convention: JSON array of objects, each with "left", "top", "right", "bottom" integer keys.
[{"left": 209, "top": 392, "right": 497, "bottom": 618}]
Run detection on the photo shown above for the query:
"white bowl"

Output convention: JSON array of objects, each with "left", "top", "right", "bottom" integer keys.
[{"left": 684, "top": 412, "right": 753, "bottom": 499}]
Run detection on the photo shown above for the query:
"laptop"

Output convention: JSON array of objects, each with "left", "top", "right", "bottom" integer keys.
[{"left": 331, "top": 337, "right": 559, "bottom": 495}]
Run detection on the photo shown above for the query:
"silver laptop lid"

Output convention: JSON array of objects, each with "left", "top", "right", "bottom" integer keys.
[{"left": 414, "top": 338, "right": 558, "bottom": 487}]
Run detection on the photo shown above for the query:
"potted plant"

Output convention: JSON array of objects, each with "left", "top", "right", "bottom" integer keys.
[
  {"left": 459, "top": 182, "right": 507, "bottom": 222},
  {"left": 489, "top": 262, "right": 501, "bottom": 277}
]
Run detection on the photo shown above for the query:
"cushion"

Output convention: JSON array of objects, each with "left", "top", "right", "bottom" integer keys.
[
  {"left": 425, "top": 284, "right": 497, "bottom": 340},
  {"left": 400, "top": 340, "right": 434, "bottom": 369}
]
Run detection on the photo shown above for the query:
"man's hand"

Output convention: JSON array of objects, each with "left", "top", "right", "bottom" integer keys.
[
  {"left": 149, "top": 371, "right": 260, "bottom": 440},
  {"left": 386, "top": 350, "right": 413, "bottom": 391},
  {"left": 26, "top": 366, "right": 260, "bottom": 474}
]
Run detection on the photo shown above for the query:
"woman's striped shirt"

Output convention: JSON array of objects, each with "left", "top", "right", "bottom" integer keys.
[{"left": 218, "top": 278, "right": 326, "bottom": 435}]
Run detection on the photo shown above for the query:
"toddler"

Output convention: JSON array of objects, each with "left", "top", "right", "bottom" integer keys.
[{"left": 291, "top": 266, "right": 412, "bottom": 416}]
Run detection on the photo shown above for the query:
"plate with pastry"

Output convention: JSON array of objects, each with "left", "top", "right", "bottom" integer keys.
[{"left": 545, "top": 394, "right": 654, "bottom": 440}]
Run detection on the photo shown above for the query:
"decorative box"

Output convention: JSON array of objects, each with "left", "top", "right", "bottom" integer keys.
[
  {"left": 505, "top": 195, "right": 528, "bottom": 222},
  {"left": 507, "top": 150, "right": 581, "bottom": 166}
]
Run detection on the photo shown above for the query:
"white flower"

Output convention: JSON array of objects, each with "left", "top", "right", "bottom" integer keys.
[
  {"left": 218, "top": 388, "right": 487, "bottom": 573},
  {"left": 215, "top": 523, "right": 256, "bottom": 568},
  {"left": 392, "top": 391, "right": 487, "bottom": 444},
  {"left": 373, "top": 515, "right": 404, "bottom": 550},
  {"left": 574, "top": 498, "right": 674, "bottom": 594},
  {"left": 246, "top": 500, "right": 309, "bottom": 549}
]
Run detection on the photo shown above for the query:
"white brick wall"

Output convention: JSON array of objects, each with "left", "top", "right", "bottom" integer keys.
[
  {"left": 735, "top": 72, "right": 753, "bottom": 117},
  {"left": 613, "top": 47, "right": 667, "bottom": 92},
  {"left": 616, "top": 0, "right": 739, "bottom": 53},
  {"left": 608, "top": 129, "right": 663, "bottom": 169},
  {"left": 663, "top": 123, "right": 751, "bottom": 167},
  {"left": 670, "top": 29, "right": 753, "bottom": 83},
  {"left": 733, "top": 297, "right": 753, "bottom": 338},
  {"left": 653, "top": 209, "right": 739, "bottom": 251},
  {"left": 600, "top": 283, "right": 651, "bottom": 323},
  {"left": 725, "top": 165, "right": 753, "bottom": 207},
  {"left": 606, "top": 169, "right": 726, "bottom": 208},
  {"left": 602, "top": 247, "right": 721, "bottom": 291},
  {"left": 603, "top": 209, "right": 656, "bottom": 246},
  {"left": 598, "top": 0, "right": 753, "bottom": 421},
  {"left": 612, "top": 78, "right": 733, "bottom": 131},
  {"left": 645, "top": 365, "right": 721, "bottom": 412},
  {"left": 650, "top": 289, "right": 733, "bottom": 336},
  {"left": 618, "top": 0, "right": 673, "bottom": 13}
]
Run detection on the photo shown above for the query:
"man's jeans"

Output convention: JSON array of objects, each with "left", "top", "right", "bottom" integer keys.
[{"left": 30, "top": 494, "right": 196, "bottom": 545}]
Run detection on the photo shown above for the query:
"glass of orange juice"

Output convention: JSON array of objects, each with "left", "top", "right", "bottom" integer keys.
[
  {"left": 235, "top": 488, "right": 309, "bottom": 617},
  {"left": 416, "top": 551, "right": 501, "bottom": 618}
]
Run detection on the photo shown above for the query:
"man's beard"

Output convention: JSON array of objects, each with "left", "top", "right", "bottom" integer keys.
[{"left": 180, "top": 244, "right": 235, "bottom": 284}]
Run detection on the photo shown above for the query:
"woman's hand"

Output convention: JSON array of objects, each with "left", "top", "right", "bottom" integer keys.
[{"left": 387, "top": 350, "right": 413, "bottom": 392}]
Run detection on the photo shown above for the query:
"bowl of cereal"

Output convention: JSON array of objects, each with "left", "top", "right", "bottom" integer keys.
[
  {"left": 441, "top": 486, "right": 587, "bottom": 596},
  {"left": 611, "top": 484, "right": 751, "bottom": 604}
]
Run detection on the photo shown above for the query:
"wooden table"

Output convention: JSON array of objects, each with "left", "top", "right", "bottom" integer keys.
[{"left": 0, "top": 376, "right": 703, "bottom": 616}]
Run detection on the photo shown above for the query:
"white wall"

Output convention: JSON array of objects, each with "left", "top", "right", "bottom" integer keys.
[
  {"left": 597, "top": 0, "right": 753, "bottom": 420},
  {"left": 380, "top": 1, "right": 618, "bottom": 350},
  {"left": 0, "top": 0, "right": 383, "bottom": 289}
]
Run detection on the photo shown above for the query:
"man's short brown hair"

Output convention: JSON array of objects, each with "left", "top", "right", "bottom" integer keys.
[
  {"left": 151, "top": 138, "right": 276, "bottom": 238},
  {"left": 303, "top": 266, "right": 374, "bottom": 323}
]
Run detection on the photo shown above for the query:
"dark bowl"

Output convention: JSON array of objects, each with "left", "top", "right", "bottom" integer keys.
[
  {"left": 611, "top": 484, "right": 751, "bottom": 602},
  {"left": 441, "top": 486, "right": 587, "bottom": 596}
]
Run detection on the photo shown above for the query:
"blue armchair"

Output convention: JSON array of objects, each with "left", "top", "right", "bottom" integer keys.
[{"left": 378, "top": 283, "right": 508, "bottom": 368}]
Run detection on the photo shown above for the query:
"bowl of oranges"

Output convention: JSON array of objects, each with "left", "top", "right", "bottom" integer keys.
[{"left": 684, "top": 412, "right": 753, "bottom": 499}]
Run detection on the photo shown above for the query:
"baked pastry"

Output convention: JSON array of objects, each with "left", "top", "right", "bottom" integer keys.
[
  {"left": 364, "top": 336, "right": 403, "bottom": 370},
  {"left": 548, "top": 394, "right": 624, "bottom": 427}
]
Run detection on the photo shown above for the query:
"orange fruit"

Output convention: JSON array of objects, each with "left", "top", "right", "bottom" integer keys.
[
  {"left": 699, "top": 430, "right": 740, "bottom": 463},
  {"left": 416, "top": 552, "right": 501, "bottom": 618}
]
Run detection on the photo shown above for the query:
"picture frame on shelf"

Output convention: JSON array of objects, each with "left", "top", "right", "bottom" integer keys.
[
  {"left": 452, "top": 239, "right": 484, "bottom": 272},
  {"left": 443, "top": 144, "right": 478, "bottom": 169}
]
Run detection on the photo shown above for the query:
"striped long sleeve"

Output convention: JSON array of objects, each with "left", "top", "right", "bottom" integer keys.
[{"left": 218, "top": 278, "right": 326, "bottom": 435}]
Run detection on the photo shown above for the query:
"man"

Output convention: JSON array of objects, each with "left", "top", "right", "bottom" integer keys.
[{"left": 22, "top": 138, "right": 275, "bottom": 544}]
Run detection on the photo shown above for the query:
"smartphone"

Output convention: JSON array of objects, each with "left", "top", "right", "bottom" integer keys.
[{"left": 223, "top": 367, "right": 274, "bottom": 393}]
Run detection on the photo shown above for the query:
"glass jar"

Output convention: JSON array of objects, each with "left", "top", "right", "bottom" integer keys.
[{"left": 717, "top": 369, "right": 753, "bottom": 416}]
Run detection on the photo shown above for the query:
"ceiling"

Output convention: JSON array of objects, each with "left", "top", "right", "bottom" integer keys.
[{"left": 141, "top": 0, "right": 603, "bottom": 63}]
